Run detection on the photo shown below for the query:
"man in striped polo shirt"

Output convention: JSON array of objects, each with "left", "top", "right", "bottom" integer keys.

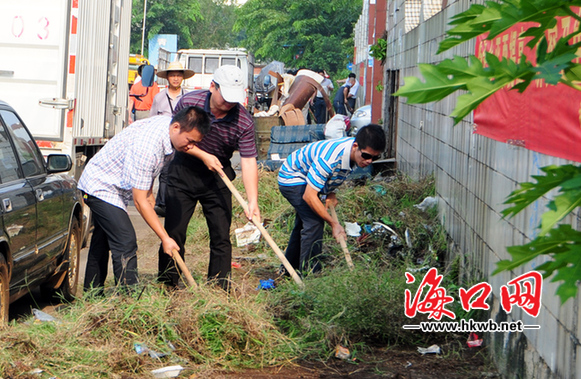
[
  {"left": 158, "top": 65, "right": 260, "bottom": 290},
  {"left": 278, "top": 124, "right": 386, "bottom": 274}
]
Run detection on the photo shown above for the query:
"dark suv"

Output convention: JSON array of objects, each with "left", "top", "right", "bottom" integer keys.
[{"left": 0, "top": 101, "right": 83, "bottom": 324}]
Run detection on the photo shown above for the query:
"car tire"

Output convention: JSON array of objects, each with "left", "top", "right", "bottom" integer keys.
[
  {"left": 57, "top": 218, "right": 81, "bottom": 301},
  {"left": 0, "top": 254, "right": 9, "bottom": 325}
]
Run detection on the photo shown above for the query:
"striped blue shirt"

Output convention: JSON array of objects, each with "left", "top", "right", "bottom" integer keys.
[
  {"left": 78, "top": 116, "right": 174, "bottom": 210},
  {"left": 278, "top": 137, "right": 355, "bottom": 194}
]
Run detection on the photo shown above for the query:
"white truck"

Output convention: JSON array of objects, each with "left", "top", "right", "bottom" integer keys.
[
  {"left": 0, "top": 0, "right": 132, "bottom": 180},
  {"left": 177, "top": 48, "right": 255, "bottom": 109}
]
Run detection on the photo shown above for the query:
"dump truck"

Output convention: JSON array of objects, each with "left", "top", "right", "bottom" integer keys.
[{"left": 129, "top": 54, "right": 150, "bottom": 87}]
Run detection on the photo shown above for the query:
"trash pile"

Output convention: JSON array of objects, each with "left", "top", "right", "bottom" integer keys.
[
  {"left": 325, "top": 174, "right": 444, "bottom": 273},
  {"left": 253, "top": 65, "right": 334, "bottom": 127}
]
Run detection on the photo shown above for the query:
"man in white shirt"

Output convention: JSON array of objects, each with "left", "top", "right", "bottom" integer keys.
[
  {"left": 313, "top": 69, "right": 334, "bottom": 123},
  {"left": 150, "top": 61, "right": 195, "bottom": 216},
  {"left": 79, "top": 106, "right": 210, "bottom": 295}
]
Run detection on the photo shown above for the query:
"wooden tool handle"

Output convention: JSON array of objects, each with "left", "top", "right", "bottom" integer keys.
[
  {"left": 217, "top": 169, "right": 304, "bottom": 287},
  {"left": 329, "top": 204, "right": 354, "bottom": 269},
  {"left": 171, "top": 249, "right": 198, "bottom": 288}
]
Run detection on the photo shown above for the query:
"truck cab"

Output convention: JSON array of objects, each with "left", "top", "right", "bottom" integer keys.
[{"left": 177, "top": 48, "right": 255, "bottom": 109}]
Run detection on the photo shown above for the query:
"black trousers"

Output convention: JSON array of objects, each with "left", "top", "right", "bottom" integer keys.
[
  {"left": 83, "top": 194, "right": 138, "bottom": 293},
  {"left": 155, "top": 159, "right": 170, "bottom": 208},
  {"left": 158, "top": 155, "right": 235, "bottom": 287},
  {"left": 313, "top": 97, "right": 327, "bottom": 124},
  {"left": 279, "top": 184, "right": 324, "bottom": 273}
]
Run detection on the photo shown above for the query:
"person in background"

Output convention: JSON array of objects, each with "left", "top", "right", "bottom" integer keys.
[
  {"left": 313, "top": 69, "right": 334, "bottom": 124},
  {"left": 79, "top": 107, "right": 210, "bottom": 295},
  {"left": 333, "top": 73, "right": 355, "bottom": 115},
  {"left": 157, "top": 65, "right": 261, "bottom": 290},
  {"left": 150, "top": 61, "right": 195, "bottom": 217},
  {"left": 345, "top": 73, "right": 360, "bottom": 114},
  {"left": 129, "top": 64, "right": 160, "bottom": 121},
  {"left": 150, "top": 61, "right": 193, "bottom": 117},
  {"left": 278, "top": 124, "right": 386, "bottom": 274}
]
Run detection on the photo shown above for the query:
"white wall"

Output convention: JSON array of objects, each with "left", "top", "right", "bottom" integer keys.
[{"left": 385, "top": 0, "right": 581, "bottom": 377}]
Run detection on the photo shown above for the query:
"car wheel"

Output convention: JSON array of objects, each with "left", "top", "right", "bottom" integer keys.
[
  {"left": 0, "top": 254, "right": 9, "bottom": 325},
  {"left": 57, "top": 218, "right": 81, "bottom": 301}
]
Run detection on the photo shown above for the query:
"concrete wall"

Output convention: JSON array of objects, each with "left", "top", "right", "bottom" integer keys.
[{"left": 384, "top": 0, "right": 581, "bottom": 377}]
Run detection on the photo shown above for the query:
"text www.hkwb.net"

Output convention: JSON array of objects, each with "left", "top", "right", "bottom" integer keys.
[{"left": 403, "top": 319, "right": 540, "bottom": 332}]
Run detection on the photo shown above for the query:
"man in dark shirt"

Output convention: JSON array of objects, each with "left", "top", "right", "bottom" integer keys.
[
  {"left": 333, "top": 74, "right": 356, "bottom": 115},
  {"left": 157, "top": 65, "right": 260, "bottom": 289}
]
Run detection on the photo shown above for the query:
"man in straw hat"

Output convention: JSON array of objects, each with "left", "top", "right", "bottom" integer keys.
[
  {"left": 151, "top": 61, "right": 195, "bottom": 216},
  {"left": 157, "top": 65, "right": 260, "bottom": 290},
  {"left": 150, "top": 61, "right": 195, "bottom": 117}
]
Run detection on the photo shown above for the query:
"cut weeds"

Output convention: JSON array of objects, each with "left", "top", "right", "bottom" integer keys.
[{"left": 0, "top": 170, "right": 497, "bottom": 378}]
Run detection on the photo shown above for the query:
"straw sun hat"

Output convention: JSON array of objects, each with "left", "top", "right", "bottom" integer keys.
[{"left": 156, "top": 61, "right": 195, "bottom": 79}]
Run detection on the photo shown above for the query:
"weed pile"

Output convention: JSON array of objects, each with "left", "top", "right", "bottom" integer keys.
[
  {"left": 0, "top": 285, "right": 295, "bottom": 378},
  {"left": 0, "top": 170, "right": 463, "bottom": 377}
]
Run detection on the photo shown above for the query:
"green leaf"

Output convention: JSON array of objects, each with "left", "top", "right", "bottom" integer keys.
[
  {"left": 560, "top": 175, "right": 581, "bottom": 190},
  {"left": 447, "top": 4, "right": 486, "bottom": 25},
  {"left": 394, "top": 56, "right": 495, "bottom": 104},
  {"left": 534, "top": 52, "right": 578, "bottom": 84},
  {"left": 438, "top": 0, "right": 580, "bottom": 55},
  {"left": 394, "top": 63, "right": 467, "bottom": 103},
  {"left": 563, "top": 64, "right": 581, "bottom": 85},
  {"left": 536, "top": 242, "right": 581, "bottom": 303},
  {"left": 540, "top": 189, "right": 581, "bottom": 234},
  {"left": 493, "top": 239, "right": 568, "bottom": 274},
  {"left": 502, "top": 165, "right": 581, "bottom": 218},
  {"left": 450, "top": 74, "right": 509, "bottom": 124},
  {"left": 493, "top": 225, "right": 581, "bottom": 303}
]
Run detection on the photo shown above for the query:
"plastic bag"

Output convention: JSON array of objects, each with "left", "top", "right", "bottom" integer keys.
[{"left": 324, "top": 114, "right": 347, "bottom": 139}]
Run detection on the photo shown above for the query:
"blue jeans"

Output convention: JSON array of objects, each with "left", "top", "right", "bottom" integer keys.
[
  {"left": 279, "top": 184, "right": 324, "bottom": 273},
  {"left": 83, "top": 194, "right": 138, "bottom": 293}
]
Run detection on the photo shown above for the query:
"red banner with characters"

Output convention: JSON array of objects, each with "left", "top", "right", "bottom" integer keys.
[{"left": 473, "top": 16, "right": 581, "bottom": 163}]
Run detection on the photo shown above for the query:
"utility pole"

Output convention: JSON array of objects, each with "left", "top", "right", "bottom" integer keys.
[{"left": 140, "top": 0, "right": 147, "bottom": 56}]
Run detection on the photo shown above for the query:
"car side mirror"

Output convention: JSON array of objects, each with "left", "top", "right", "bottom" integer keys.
[
  {"left": 141, "top": 64, "right": 155, "bottom": 87},
  {"left": 46, "top": 154, "right": 72, "bottom": 173}
]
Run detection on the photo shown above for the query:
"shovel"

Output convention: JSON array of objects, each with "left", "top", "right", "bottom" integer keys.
[
  {"left": 171, "top": 249, "right": 198, "bottom": 288},
  {"left": 217, "top": 169, "right": 304, "bottom": 287},
  {"left": 328, "top": 204, "right": 354, "bottom": 269}
]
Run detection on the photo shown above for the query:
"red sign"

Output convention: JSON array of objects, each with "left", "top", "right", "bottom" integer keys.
[{"left": 474, "top": 16, "right": 581, "bottom": 163}]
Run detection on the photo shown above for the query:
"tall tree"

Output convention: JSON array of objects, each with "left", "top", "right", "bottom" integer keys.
[
  {"left": 189, "top": 0, "right": 242, "bottom": 49},
  {"left": 234, "top": 0, "right": 362, "bottom": 73},
  {"left": 131, "top": 0, "right": 241, "bottom": 55}
]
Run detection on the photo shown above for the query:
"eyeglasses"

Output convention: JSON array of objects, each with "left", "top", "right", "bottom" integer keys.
[{"left": 360, "top": 150, "right": 381, "bottom": 161}]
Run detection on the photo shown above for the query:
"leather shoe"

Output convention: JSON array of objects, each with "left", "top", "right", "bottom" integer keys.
[{"left": 154, "top": 205, "right": 166, "bottom": 217}]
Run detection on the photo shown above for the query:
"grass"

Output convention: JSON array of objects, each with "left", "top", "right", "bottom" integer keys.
[
  {"left": 0, "top": 170, "right": 478, "bottom": 377},
  {"left": 0, "top": 285, "right": 296, "bottom": 378}
]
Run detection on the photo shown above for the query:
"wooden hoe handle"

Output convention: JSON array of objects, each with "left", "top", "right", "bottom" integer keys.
[
  {"left": 329, "top": 204, "right": 354, "bottom": 269},
  {"left": 217, "top": 169, "right": 304, "bottom": 287},
  {"left": 171, "top": 249, "right": 198, "bottom": 288}
]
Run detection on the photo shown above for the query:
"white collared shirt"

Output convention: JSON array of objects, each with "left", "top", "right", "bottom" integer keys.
[{"left": 78, "top": 116, "right": 174, "bottom": 210}]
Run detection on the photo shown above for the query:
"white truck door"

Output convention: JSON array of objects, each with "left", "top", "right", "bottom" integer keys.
[{"left": 0, "top": 1, "right": 70, "bottom": 140}]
